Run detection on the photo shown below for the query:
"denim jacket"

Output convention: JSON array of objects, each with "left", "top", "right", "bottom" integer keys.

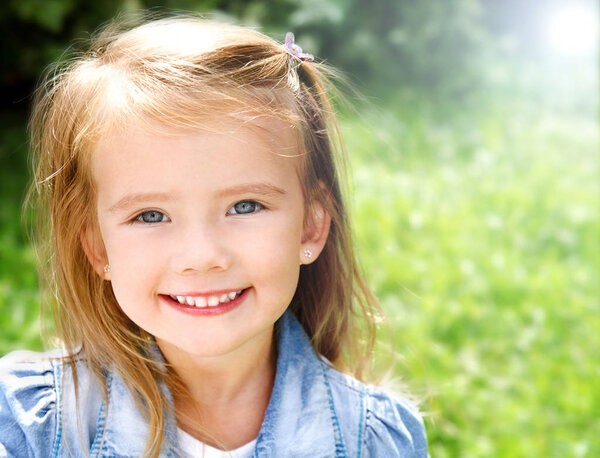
[{"left": 0, "top": 310, "right": 428, "bottom": 457}]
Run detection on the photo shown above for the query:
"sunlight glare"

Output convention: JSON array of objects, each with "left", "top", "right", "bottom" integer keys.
[{"left": 546, "top": 3, "right": 599, "bottom": 57}]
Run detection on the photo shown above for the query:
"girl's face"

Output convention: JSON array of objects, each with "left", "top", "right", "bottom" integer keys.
[{"left": 83, "top": 119, "right": 328, "bottom": 360}]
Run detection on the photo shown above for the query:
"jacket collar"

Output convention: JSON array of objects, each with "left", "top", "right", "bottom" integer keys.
[
  {"left": 100, "top": 309, "right": 344, "bottom": 457},
  {"left": 254, "top": 309, "right": 345, "bottom": 457}
]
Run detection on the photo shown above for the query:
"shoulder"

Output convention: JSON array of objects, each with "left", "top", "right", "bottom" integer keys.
[
  {"left": 323, "top": 364, "right": 428, "bottom": 457},
  {"left": 0, "top": 351, "right": 58, "bottom": 456},
  {"left": 362, "top": 383, "right": 428, "bottom": 457},
  {"left": 0, "top": 349, "right": 65, "bottom": 457}
]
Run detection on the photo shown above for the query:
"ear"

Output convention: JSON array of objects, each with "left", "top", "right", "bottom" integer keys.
[
  {"left": 300, "top": 199, "right": 331, "bottom": 265},
  {"left": 80, "top": 221, "right": 110, "bottom": 280}
]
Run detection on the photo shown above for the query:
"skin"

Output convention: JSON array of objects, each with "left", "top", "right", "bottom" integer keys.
[{"left": 82, "top": 118, "right": 330, "bottom": 449}]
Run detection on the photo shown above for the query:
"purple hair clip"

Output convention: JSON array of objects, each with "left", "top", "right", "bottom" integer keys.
[{"left": 284, "top": 32, "right": 314, "bottom": 63}]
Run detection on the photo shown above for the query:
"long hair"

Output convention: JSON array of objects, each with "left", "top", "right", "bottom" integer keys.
[{"left": 28, "top": 15, "right": 381, "bottom": 456}]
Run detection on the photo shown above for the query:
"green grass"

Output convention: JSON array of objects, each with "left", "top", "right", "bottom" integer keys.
[
  {"left": 0, "top": 117, "right": 43, "bottom": 353},
  {"left": 343, "top": 96, "right": 599, "bottom": 457},
  {"left": 0, "top": 93, "right": 597, "bottom": 456}
]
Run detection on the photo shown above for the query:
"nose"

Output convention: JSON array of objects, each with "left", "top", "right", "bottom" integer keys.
[{"left": 170, "top": 222, "right": 232, "bottom": 274}]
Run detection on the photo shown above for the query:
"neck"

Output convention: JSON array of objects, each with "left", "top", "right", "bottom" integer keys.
[{"left": 156, "top": 329, "right": 276, "bottom": 449}]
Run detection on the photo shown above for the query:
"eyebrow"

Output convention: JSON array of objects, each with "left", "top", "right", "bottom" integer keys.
[
  {"left": 214, "top": 183, "right": 287, "bottom": 199},
  {"left": 108, "top": 183, "right": 286, "bottom": 213},
  {"left": 108, "top": 192, "right": 175, "bottom": 213}
]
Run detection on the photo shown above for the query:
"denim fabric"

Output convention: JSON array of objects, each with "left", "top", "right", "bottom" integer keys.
[{"left": 0, "top": 310, "right": 427, "bottom": 457}]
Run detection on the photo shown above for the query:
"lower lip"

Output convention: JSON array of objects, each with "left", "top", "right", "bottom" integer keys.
[{"left": 160, "top": 288, "right": 249, "bottom": 316}]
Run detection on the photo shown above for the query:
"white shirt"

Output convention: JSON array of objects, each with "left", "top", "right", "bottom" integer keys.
[{"left": 177, "top": 428, "right": 256, "bottom": 458}]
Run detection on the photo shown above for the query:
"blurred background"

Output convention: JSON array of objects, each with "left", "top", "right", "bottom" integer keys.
[{"left": 0, "top": 0, "right": 598, "bottom": 456}]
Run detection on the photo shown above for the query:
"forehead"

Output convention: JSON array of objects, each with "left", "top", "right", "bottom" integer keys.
[
  {"left": 95, "top": 112, "right": 299, "bottom": 155},
  {"left": 90, "top": 116, "right": 302, "bottom": 199}
]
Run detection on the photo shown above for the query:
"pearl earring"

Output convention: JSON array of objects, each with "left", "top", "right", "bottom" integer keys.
[
  {"left": 103, "top": 264, "right": 111, "bottom": 273},
  {"left": 303, "top": 249, "right": 313, "bottom": 260}
]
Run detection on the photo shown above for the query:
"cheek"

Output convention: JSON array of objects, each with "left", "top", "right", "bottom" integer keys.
[
  {"left": 245, "top": 214, "right": 304, "bottom": 291},
  {"left": 102, "top": 230, "right": 164, "bottom": 299},
  {"left": 248, "top": 210, "right": 303, "bottom": 256},
  {"left": 102, "top": 224, "right": 164, "bottom": 265},
  {"left": 108, "top": 264, "right": 159, "bottom": 331}
]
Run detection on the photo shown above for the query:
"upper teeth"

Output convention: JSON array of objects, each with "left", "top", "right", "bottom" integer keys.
[{"left": 173, "top": 290, "right": 243, "bottom": 308}]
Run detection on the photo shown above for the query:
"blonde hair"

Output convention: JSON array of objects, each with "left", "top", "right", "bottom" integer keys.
[{"left": 29, "top": 15, "right": 381, "bottom": 456}]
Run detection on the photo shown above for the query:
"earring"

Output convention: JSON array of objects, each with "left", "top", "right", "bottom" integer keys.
[
  {"left": 303, "top": 249, "right": 313, "bottom": 260},
  {"left": 103, "top": 264, "right": 111, "bottom": 273}
]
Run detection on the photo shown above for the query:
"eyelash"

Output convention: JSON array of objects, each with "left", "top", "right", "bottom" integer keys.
[
  {"left": 227, "top": 200, "right": 265, "bottom": 215},
  {"left": 131, "top": 200, "right": 265, "bottom": 224},
  {"left": 133, "top": 210, "right": 170, "bottom": 224}
]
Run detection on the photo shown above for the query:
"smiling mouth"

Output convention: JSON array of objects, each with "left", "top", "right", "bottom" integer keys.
[{"left": 167, "top": 289, "right": 246, "bottom": 308}]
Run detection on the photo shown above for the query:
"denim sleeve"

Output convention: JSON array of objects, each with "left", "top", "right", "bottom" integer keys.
[
  {"left": 363, "top": 386, "right": 428, "bottom": 458},
  {"left": 0, "top": 351, "right": 58, "bottom": 458}
]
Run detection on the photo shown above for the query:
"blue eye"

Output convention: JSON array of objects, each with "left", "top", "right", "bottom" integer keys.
[
  {"left": 135, "top": 210, "right": 169, "bottom": 223},
  {"left": 228, "top": 201, "right": 263, "bottom": 215}
]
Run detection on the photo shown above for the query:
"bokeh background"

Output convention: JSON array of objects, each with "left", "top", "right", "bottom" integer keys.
[{"left": 0, "top": 1, "right": 598, "bottom": 456}]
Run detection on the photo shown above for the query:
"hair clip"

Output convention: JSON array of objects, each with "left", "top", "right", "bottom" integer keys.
[{"left": 284, "top": 32, "right": 314, "bottom": 63}]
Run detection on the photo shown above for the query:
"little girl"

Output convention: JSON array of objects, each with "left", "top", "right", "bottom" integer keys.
[{"left": 0, "top": 16, "right": 427, "bottom": 457}]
